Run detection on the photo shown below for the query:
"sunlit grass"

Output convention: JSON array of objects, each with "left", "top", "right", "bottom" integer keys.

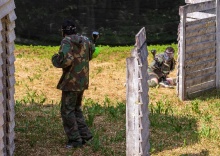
[{"left": 14, "top": 43, "right": 220, "bottom": 156}]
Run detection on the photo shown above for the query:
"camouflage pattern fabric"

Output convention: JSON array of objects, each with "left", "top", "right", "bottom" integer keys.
[
  {"left": 148, "top": 53, "right": 176, "bottom": 81},
  {"left": 61, "top": 91, "right": 92, "bottom": 142},
  {"left": 52, "top": 34, "right": 95, "bottom": 91},
  {"left": 52, "top": 34, "right": 94, "bottom": 143}
]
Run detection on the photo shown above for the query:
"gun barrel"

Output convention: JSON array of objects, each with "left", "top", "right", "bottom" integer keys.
[{"left": 151, "top": 50, "right": 156, "bottom": 58}]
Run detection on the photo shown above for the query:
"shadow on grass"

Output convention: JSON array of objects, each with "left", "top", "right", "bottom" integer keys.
[
  {"left": 149, "top": 112, "right": 199, "bottom": 154},
  {"left": 187, "top": 89, "right": 220, "bottom": 101},
  {"left": 14, "top": 100, "right": 126, "bottom": 156},
  {"left": 180, "top": 149, "right": 209, "bottom": 156}
]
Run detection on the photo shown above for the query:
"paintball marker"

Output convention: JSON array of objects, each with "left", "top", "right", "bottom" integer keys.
[
  {"left": 92, "top": 31, "right": 99, "bottom": 44},
  {"left": 151, "top": 49, "right": 157, "bottom": 60}
]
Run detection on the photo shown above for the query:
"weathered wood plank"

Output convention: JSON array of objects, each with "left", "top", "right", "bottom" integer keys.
[
  {"left": 186, "top": 80, "right": 215, "bottom": 94},
  {"left": 7, "top": 131, "right": 14, "bottom": 145},
  {"left": 135, "top": 27, "right": 146, "bottom": 49},
  {"left": 185, "top": 46, "right": 215, "bottom": 58},
  {"left": 0, "top": 127, "right": 4, "bottom": 139},
  {"left": 7, "top": 140, "right": 15, "bottom": 156},
  {"left": 0, "top": 102, "right": 4, "bottom": 120},
  {"left": 180, "top": 1, "right": 215, "bottom": 14},
  {"left": 7, "top": 87, "right": 15, "bottom": 101},
  {"left": 6, "top": 42, "right": 15, "bottom": 55},
  {"left": 7, "top": 98, "right": 15, "bottom": 111},
  {"left": 126, "top": 57, "right": 139, "bottom": 156},
  {"left": 185, "top": 59, "right": 215, "bottom": 73},
  {"left": 0, "top": 0, "right": 15, "bottom": 19},
  {"left": 0, "top": 0, "right": 9, "bottom": 7},
  {"left": 186, "top": 73, "right": 215, "bottom": 86},
  {"left": 7, "top": 10, "right": 17, "bottom": 22},
  {"left": 7, "top": 76, "right": 15, "bottom": 88},
  {"left": 178, "top": 6, "right": 187, "bottom": 100},
  {"left": 0, "top": 93, "right": 3, "bottom": 104},
  {"left": 0, "top": 57, "right": 3, "bottom": 66},
  {"left": 187, "top": 11, "right": 216, "bottom": 19},
  {"left": 7, "top": 141, "right": 15, "bottom": 155},
  {"left": 186, "top": 33, "right": 215, "bottom": 45},
  {"left": 0, "top": 138, "right": 4, "bottom": 153},
  {"left": 203, "top": 8, "right": 216, "bottom": 14},
  {"left": 0, "top": 117, "right": 4, "bottom": 129},
  {"left": 186, "top": 19, "right": 215, "bottom": 32},
  {"left": 186, "top": 16, "right": 215, "bottom": 25},
  {"left": 186, "top": 17, "right": 198, "bottom": 22},
  {"left": 140, "top": 96, "right": 149, "bottom": 115},
  {"left": 126, "top": 27, "right": 149, "bottom": 155},
  {"left": 6, "top": 21, "right": 15, "bottom": 31},
  {"left": 7, "top": 54, "right": 15, "bottom": 65},
  {"left": 140, "top": 117, "right": 150, "bottom": 140},
  {"left": 185, "top": 51, "right": 216, "bottom": 66},
  {"left": 0, "top": 43, "right": 2, "bottom": 53},
  {"left": 6, "top": 121, "right": 15, "bottom": 133},
  {"left": 186, "top": 67, "right": 216, "bottom": 80},
  {"left": 0, "top": 34, "right": 2, "bottom": 43},
  {"left": 6, "top": 29, "right": 16, "bottom": 43},
  {"left": 0, "top": 81, "right": 2, "bottom": 93},
  {"left": 185, "top": 0, "right": 214, "bottom": 4},
  {"left": 186, "top": 25, "right": 216, "bottom": 38},
  {"left": 0, "top": 21, "right": 2, "bottom": 31},
  {"left": 6, "top": 110, "right": 15, "bottom": 122},
  {"left": 216, "top": 0, "right": 220, "bottom": 87},
  {"left": 186, "top": 40, "right": 216, "bottom": 53},
  {"left": 8, "top": 65, "right": 15, "bottom": 76},
  {"left": 141, "top": 129, "right": 150, "bottom": 154}
]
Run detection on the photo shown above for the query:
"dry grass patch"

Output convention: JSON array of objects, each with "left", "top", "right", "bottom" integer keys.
[{"left": 14, "top": 44, "right": 220, "bottom": 156}]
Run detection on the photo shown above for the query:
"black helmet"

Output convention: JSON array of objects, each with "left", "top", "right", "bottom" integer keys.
[{"left": 61, "top": 20, "right": 76, "bottom": 36}]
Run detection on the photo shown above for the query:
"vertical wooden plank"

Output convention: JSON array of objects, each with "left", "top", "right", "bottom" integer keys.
[
  {"left": 186, "top": 0, "right": 214, "bottom": 4},
  {"left": 179, "top": 7, "right": 186, "bottom": 100},
  {"left": 1, "top": 16, "right": 8, "bottom": 156},
  {"left": 126, "top": 57, "right": 138, "bottom": 156},
  {"left": 216, "top": 0, "right": 220, "bottom": 87},
  {"left": 126, "top": 27, "right": 150, "bottom": 156}
]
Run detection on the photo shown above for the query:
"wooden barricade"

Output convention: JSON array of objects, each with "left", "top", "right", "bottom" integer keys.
[
  {"left": 126, "top": 27, "right": 150, "bottom": 156},
  {"left": 185, "top": 0, "right": 213, "bottom": 4},
  {"left": 178, "top": 0, "right": 220, "bottom": 100},
  {"left": 0, "top": 0, "right": 16, "bottom": 155}
]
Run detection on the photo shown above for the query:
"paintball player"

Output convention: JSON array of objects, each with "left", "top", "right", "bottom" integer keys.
[
  {"left": 52, "top": 20, "right": 98, "bottom": 148},
  {"left": 147, "top": 47, "right": 176, "bottom": 88}
]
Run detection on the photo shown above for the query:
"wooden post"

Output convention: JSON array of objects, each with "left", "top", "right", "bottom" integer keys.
[
  {"left": 216, "top": 0, "right": 220, "bottom": 88},
  {"left": 126, "top": 27, "right": 150, "bottom": 156},
  {"left": 0, "top": 1, "right": 16, "bottom": 155},
  {"left": 178, "top": 7, "right": 186, "bottom": 100},
  {"left": 126, "top": 55, "right": 139, "bottom": 156}
]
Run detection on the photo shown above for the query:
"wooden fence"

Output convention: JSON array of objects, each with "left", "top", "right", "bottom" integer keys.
[
  {"left": 0, "top": 0, "right": 16, "bottom": 155},
  {"left": 126, "top": 27, "right": 150, "bottom": 156},
  {"left": 177, "top": 0, "right": 220, "bottom": 100}
]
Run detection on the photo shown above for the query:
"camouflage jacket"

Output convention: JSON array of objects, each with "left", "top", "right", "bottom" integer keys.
[
  {"left": 148, "top": 53, "right": 176, "bottom": 80},
  {"left": 52, "top": 34, "right": 95, "bottom": 91}
]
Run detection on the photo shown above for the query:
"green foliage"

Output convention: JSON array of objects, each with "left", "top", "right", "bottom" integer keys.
[{"left": 17, "top": 86, "right": 47, "bottom": 105}]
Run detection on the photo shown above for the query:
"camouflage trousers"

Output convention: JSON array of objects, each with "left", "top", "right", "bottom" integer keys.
[{"left": 61, "top": 91, "right": 92, "bottom": 142}]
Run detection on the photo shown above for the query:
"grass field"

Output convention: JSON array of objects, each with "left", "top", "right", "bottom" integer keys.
[{"left": 14, "top": 44, "right": 220, "bottom": 156}]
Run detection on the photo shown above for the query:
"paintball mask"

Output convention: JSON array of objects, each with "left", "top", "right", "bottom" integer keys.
[
  {"left": 61, "top": 20, "right": 76, "bottom": 37},
  {"left": 164, "top": 51, "right": 174, "bottom": 61}
]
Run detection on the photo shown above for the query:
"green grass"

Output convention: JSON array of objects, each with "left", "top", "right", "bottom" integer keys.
[
  {"left": 15, "top": 98, "right": 126, "bottom": 156},
  {"left": 14, "top": 43, "right": 220, "bottom": 155}
]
